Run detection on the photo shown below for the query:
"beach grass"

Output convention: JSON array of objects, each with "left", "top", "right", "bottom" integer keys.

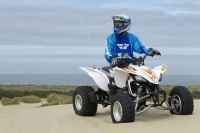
[
  {"left": 0, "top": 84, "right": 199, "bottom": 106},
  {"left": 0, "top": 85, "right": 75, "bottom": 99},
  {"left": 1, "top": 95, "right": 42, "bottom": 105},
  {"left": 1, "top": 97, "right": 20, "bottom": 105},
  {"left": 40, "top": 94, "right": 72, "bottom": 107},
  {"left": 0, "top": 84, "right": 75, "bottom": 106},
  {"left": 15, "top": 95, "right": 42, "bottom": 103}
]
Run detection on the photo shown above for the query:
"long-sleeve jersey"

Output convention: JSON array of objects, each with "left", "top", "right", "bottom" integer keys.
[{"left": 105, "top": 32, "right": 151, "bottom": 63}]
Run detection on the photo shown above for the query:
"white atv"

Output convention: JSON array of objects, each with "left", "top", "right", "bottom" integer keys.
[{"left": 73, "top": 53, "right": 194, "bottom": 123}]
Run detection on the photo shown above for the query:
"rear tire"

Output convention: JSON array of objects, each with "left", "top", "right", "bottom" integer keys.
[
  {"left": 73, "top": 86, "right": 98, "bottom": 116},
  {"left": 111, "top": 92, "right": 135, "bottom": 123},
  {"left": 169, "top": 86, "right": 193, "bottom": 115}
]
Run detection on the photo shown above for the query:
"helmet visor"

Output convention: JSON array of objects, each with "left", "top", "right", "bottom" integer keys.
[{"left": 112, "top": 16, "right": 124, "bottom": 21}]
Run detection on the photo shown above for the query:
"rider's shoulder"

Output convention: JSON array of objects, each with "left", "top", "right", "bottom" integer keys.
[
  {"left": 107, "top": 33, "right": 115, "bottom": 38},
  {"left": 107, "top": 33, "right": 116, "bottom": 41}
]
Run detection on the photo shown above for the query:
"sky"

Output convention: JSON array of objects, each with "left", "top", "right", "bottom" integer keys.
[{"left": 0, "top": 0, "right": 200, "bottom": 75}]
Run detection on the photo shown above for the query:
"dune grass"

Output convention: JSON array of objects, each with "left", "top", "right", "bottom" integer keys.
[
  {"left": 0, "top": 84, "right": 199, "bottom": 106},
  {"left": 15, "top": 95, "right": 42, "bottom": 103},
  {"left": 0, "top": 85, "right": 74, "bottom": 106},
  {"left": 1, "top": 97, "right": 19, "bottom": 106},
  {"left": 0, "top": 85, "right": 75, "bottom": 99},
  {"left": 0, "top": 85, "right": 76, "bottom": 106},
  {"left": 40, "top": 94, "right": 72, "bottom": 107},
  {"left": 1, "top": 95, "right": 42, "bottom": 106}
]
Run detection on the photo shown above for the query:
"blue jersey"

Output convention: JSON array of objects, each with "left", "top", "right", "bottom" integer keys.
[{"left": 105, "top": 32, "right": 151, "bottom": 63}]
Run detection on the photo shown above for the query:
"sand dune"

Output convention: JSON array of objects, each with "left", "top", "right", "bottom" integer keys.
[{"left": 0, "top": 100, "right": 199, "bottom": 133}]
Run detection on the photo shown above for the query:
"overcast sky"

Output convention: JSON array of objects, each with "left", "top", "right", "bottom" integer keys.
[{"left": 0, "top": 0, "right": 200, "bottom": 75}]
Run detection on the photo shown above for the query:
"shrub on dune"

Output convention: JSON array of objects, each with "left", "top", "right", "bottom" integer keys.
[
  {"left": 16, "top": 95, "right": 42, "bottom": 103},
  {"left": 1, "top": 97, "right": 19, "bottom": 105},
  {"left": 41, "top": 94, "right": 72, "bottom": 107}
]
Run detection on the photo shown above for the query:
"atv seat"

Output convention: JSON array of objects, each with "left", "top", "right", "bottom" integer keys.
[{"left": 101, "top": 66, "right": 110, "bottom": 75}]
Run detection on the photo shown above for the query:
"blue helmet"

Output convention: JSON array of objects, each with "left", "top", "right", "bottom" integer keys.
[{"left": 112, "top": 15, "right": 131, "bottom": 35}]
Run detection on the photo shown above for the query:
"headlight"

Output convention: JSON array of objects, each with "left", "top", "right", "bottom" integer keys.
[{"left": 135, "top": 75, "right": 147, "bottom": 82}]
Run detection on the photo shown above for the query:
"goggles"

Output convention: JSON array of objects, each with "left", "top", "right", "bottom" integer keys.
[{"left": 114, "top": 21, "right": 124, "bottom": 28}]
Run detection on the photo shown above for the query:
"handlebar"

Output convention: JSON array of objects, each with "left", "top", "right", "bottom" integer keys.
[{"left": 111, "top": 52, "right": 160, "bottom": 66}]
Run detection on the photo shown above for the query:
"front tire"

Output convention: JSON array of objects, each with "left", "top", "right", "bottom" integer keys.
[
  {"left": 73, "top": 86, "right": 98, "bottom": 116},
  {"left": 169, "top": 86, "right": 193, "bottom": 115},
  {"left": 111, "top": 92, "right": 135, "bottom": 123}
]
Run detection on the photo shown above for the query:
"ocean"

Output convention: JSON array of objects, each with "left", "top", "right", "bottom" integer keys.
[{"left": 0, "top": 74, "right": 200, "bottom": 86}]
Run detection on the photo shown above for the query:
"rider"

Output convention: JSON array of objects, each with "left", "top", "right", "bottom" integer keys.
[{"left": 105, "top": 15, "right": 160, "bottom": 69}]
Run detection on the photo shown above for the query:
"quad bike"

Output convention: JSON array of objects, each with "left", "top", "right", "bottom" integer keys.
[{"left": 73, "top": 53, "right": 194, "bottom": 123}]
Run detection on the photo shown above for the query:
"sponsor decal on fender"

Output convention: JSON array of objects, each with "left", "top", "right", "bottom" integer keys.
[
  {"left": 161, "top": 64, "right": 167, "bottom": 72},
  {"left": 140, "top": 66, "right": 158, "bottom": 83}
]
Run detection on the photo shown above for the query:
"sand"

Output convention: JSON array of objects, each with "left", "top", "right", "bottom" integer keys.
[{"left": 0, "top": 100, "right": 199, "bottom": 133}]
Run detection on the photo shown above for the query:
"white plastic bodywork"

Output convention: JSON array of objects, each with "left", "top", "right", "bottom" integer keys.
[
  {"left": 79, "top": 67, "right": 109, "bottom": 92},
  {"left": 80, "top": 64, "right": 167, "bottom": 90},
  {"left": 152, "top": 64, "right": 167, "bottom": 78},
  {"left": 113, "top": 67, "right": 128, "bottom": 88},
  {"left": 113, "top": 64, "right": 167, "bottom": 88}
]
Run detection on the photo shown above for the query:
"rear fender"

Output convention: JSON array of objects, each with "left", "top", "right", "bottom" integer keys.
[{"left": 79, "top": 67, "right": 109, "bottom": 92}]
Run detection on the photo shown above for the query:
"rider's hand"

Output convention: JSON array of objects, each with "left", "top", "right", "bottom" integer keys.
[
  {"left": 111, "top": 58, "right": 128, "bottom": 68},
  {"left": 149, "top": 48, "right": 161, "bottom": 56},
  {"left": 110, "top": 58, "right": 118, "bottom": 68}
]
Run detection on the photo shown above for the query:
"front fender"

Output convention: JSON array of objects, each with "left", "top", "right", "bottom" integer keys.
[
  {"left": 79, "top": 67, "right": 109, "bottom": 92},
  {"left": 113, "top": 67, "right": 128, "bottom": 88}
]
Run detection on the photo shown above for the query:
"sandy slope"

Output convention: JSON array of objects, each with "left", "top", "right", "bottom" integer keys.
[{"left": 0, "top": 100, "right": 199, "bottom": 133}]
